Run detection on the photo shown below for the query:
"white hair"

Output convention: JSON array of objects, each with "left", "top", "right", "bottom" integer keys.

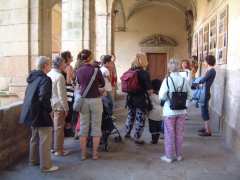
[
  {"left": 36, "top": 56, "right": 50, "bottom": 70},
  {"left": 52, "top": 55, "right": 64, "bottom": 69},
  {"left": 168, "top": 58, "right": 180, "bottom": 72}
]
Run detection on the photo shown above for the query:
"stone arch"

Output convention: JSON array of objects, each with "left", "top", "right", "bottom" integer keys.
[
  {"left": 127, "top": 0, "right": 197, "bottom": 21},
  {"left": 127, "top": 0, "right": 186, "bottom": 21}
]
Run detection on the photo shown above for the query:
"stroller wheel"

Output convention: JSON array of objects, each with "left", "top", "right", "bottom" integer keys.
[{"left": 114, "top": 136, "right": 122, "bottom": 142}]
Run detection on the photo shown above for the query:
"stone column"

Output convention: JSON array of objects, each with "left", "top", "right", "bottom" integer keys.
[
  {"left": 0, "top": 0, "right": 39, "bottom": 98},
  {"left": 62, "top": 0, "right": 84, "bottom": 59},
  {"left": 95, "top": 0, "right": 108, "bottom": 60}
]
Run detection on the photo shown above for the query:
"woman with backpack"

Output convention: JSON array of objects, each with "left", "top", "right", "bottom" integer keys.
[
  {"left": 159, "top": 59, "right": 192, "bottom": 163},
  {"left": 124, "top": 53, "right": 152, "bottom": 145}
]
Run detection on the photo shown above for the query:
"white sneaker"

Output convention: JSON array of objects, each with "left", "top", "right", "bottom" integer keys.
[
  {"left": 42, "top": 166, "right": 59, "bottom": 173},
  {"left": 54, "top": 150, "right": 70, "bottom": 156},
  {"left": 160, "top": 156, "right": 174, "bottom": 163},
  {"left": 176, "top": 156, "right": 183, "bottom": 161}
]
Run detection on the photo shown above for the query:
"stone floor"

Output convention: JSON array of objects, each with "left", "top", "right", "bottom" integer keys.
[{"left": 1, "top": 100, "right": 240, "bottom": 180}]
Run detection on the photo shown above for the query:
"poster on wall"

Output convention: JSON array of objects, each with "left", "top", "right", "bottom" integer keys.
[
  {"left": 198, "top": 28, "right": 204, "bottom": 62},
  {"left": 217, "top": 6, "right": 228, "bottom": 64},
  {"left": 203, "top": 23, "right": 209, "bottom": 60},
  {"left": 191, "top": 33, "right": 198, "bottom": 57},
  {"left": 209, "top": 16, "right": 217, "bottom": 58}
]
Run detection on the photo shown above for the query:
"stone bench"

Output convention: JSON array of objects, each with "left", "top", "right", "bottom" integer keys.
[{"left": 0, "top": 102, "right": 30, "bottom": 170}]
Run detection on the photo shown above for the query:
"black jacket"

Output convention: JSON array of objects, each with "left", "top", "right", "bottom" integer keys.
[
  {"left": 126, "top": 68, "right": 152, "bottom": 112},
  {"left": 19, "top": 70, "right": 53, "bottom": 127}
]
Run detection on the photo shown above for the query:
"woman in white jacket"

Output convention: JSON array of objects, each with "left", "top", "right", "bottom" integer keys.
[{"left": 159, "top": 59, "right": 192, "bottom": 163}]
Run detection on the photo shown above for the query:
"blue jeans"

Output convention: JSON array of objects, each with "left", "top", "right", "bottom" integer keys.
[{"left": 201, "top": 98, "right": 210, "bottom": 121}]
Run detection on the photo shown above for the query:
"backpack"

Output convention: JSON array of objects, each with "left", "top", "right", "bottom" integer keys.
[
  {"left": 120, "top": 69, "right": 141, "bottom": 93},
  {"left": 167, "top": 76, "right": 187, "bottom": 110}
]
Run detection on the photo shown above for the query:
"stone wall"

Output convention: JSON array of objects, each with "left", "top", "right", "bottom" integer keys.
[
  {"left": 0, "top": 102, "right": 30, "bottom": 170},
  {"left": 114, "top": 5, "right": 189, "bottom": 80}
]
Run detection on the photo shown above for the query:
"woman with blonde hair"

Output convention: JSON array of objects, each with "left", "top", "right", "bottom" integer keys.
[{"left": 124, "top": 53, "right": 152, "bottom": 145}]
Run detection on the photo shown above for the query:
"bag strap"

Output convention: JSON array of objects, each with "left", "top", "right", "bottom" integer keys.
[
  {"left": 180, "top": 78, "right": 185, "bottom": 92},
  {"left": 82, "top": 68, "right": 98, "bottom": 98},
  {"left": 168, "top": 76, "right": 177, "bottom": 92}
]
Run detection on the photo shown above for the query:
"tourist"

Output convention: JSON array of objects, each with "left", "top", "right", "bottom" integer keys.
[
  {"left": 180, "top": 59, "right": 192, "bottom": 120},
  {"left": 20, "top": 56, "right": 59, "bottom": 172},
  {"left": 197, "top": 55, "right": 216, "bottom": 136},
  {"left": 191, "top": 56, "right": 199, "bottom": 80},
  {"left": 76, "top": 49, "right": 105, "bottom": 160},
  {"left": 48, "top": 56, "right": 69, "bottom": 156},
  {"left": 180, "top": 59, "right": 192, "bottom": 85},
  {"left": 109, "top": 54, "right": 118, "bottom": 99},
  {"left": 100, "top": 55, "right": 114, "bottom": 116},
  {"left": 124, "top": 53, "right": 152, "bottom": 145},
  {"left": 159, "top": 59, "right": 192, "bottom": 163},
  {"left": 148, "top": 79, "right": 164, "bottom": 144},
  {"left": 61, "top": 51, "right": 75, "bottom": 137}
]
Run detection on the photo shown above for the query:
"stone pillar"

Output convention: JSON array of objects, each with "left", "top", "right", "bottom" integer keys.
[
  {"left": 0, "top": 0, "right": 39, "bottom": 98},
  {"left": 62, "top": 0, "right": 84, "bottom": 59},
  {"left": 95, "top": 0, "right": 108, "bottom": 60}
]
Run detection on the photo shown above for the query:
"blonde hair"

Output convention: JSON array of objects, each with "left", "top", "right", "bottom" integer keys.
[{"left": 131, "top": 53, "right": 148, "bottom": 69}]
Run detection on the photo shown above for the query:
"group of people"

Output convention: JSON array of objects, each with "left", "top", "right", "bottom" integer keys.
[
  {"left": 20, "top": 49, "right": 117, "bottom": 172},
  {"left": 19, "top": 48, "right": 216, "bottom": 172},
  {"left": 123, "top": 54, "right": 216, "bottom": 163}
]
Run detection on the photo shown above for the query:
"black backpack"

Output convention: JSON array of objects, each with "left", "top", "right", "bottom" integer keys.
[{"left": 167, "top": 76, "right": 187, "bottom": 110}]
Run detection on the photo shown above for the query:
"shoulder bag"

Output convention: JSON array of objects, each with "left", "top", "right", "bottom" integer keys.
[{"left": 73, "top": 68, "right": 98, "bottom": 112}]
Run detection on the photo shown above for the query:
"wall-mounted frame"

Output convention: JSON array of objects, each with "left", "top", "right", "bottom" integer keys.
[
  {"left": 198, "top": 28, "right": 204, "bottom": 62},
  {"left": 203, "top": 23, "right": 209, "bottom": 60},
  {"left": 217, "top": 5, "right": 228, "bottom": 64},
  {"left": 191, "top": 32, "right": 198, "bottom": 57},
  {"left": 209, "top": 16, "right": 217, "bottom": 57}
]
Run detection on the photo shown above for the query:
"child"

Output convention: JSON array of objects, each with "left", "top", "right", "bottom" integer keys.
[{"left": 149, "top": 79, "right": 164, "bottom": 144}]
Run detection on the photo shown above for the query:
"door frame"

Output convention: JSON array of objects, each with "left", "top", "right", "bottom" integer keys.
[{"left": 146, "top": 52, "right": 168, "bottom": 80}]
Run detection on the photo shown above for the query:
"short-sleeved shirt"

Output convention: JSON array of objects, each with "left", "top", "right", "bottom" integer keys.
[
  {"left": 100, "top": 66, "right": 112, "bottom": 91},
  {"left": 76, "top": 64, "right": 105, "bottom": 98}
]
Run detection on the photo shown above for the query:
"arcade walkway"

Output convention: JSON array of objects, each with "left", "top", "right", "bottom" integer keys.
[{"left": 1, "top": 100, "right": 240, "bottom": 180}]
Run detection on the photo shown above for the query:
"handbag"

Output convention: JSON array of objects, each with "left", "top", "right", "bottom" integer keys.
[{"left": 73, "top": 68, "right": 98, "bottom": 112}]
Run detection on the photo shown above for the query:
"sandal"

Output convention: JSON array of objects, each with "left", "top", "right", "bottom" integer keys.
[
  {"left": 81, "top": 155, "right": 87, "bottom": 161},
  {"left": 92, "top": 153, "right": 100, "bottom": 160}
]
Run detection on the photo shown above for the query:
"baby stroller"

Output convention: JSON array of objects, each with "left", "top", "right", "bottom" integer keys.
[{"left": 101, "top": 96, "right": 122, "bottom": 151}]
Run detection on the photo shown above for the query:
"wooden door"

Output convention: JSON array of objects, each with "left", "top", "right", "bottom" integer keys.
[{"left": 147, "top": 53, "right": 167, "bottom": 80}]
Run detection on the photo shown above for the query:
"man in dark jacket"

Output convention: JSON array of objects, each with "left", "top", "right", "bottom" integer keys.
[{"left": 20, "top": 56, "right": 58, "bottom": 172}]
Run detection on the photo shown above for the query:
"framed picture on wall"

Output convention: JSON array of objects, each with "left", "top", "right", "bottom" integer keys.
[
  {"left": 209, "top": 16, "right": 217, "bottom": 58},
  {"left": 198, "top": 28, "right": 204, "bottom": 62},
  {"left": 217, "top": 5, "right": 228, "bottom": 64},
  {"left": 192, "top": 32, "right": 198, "bottom": 57},
  {"left": 203, "top": 23, "right": 209, "bottom": 60}
]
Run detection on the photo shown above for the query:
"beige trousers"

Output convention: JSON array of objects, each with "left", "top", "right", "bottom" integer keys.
[
  {"left": 29, "top": 127, "right": 52, "bottom": 170},
  {"left": 53, "top": 111, "right": 65, "bottom": 152}
]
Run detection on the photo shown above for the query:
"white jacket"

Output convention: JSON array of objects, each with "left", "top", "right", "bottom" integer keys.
[
  {"left": 48, "top": 69, "right": 69, "bottom": 112},
  {"left": 159, "top": 72, "right": 192, "bottom": 117},
  {"left": 148, "top": 94, "right": 162, "bottom": 121}
]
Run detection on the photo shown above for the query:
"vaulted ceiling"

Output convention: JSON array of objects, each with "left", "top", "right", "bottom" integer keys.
[{"left": 124, "top": 0, "right": 197, "bottom": 21}]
